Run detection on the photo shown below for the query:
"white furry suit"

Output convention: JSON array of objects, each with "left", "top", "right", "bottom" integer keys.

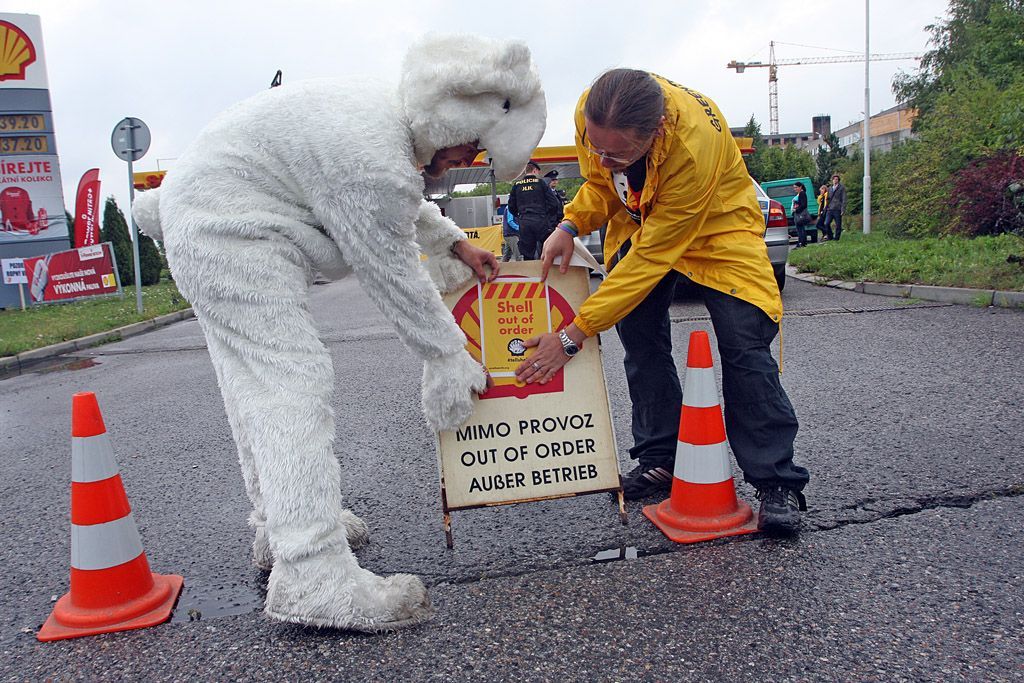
[{"left": 132, "top": 35, "right": 546, "bottom": 631}]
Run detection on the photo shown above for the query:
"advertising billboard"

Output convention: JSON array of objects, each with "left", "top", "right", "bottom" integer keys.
[
  {"left": 0, "top": 13, "right": 68, "bottom": 246},
  {"left": 22, "top": 242, "right": 120, "bottom": 304}
]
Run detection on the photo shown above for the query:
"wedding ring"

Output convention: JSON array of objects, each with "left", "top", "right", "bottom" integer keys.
[{"left": 532, "top": 362, "right": 542, "bottom": 370}]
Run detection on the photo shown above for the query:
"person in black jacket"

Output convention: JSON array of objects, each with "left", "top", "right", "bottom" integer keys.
[
  {"left": 822, "top": 173, "right": 847, "bottom": 241},
  {"left": 507, "top": 161, "right": 563, "bottom": 260},
  {"left": 791, "top": 182, "right": 810, "bottom": 247},
  {"left": 545, "top": 169, "right": 568, "bottom": 204}
]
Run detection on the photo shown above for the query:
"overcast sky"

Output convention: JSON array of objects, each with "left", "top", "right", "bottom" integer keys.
[{"left": 5, "top": 0, "right": 948, "bottom": 217}]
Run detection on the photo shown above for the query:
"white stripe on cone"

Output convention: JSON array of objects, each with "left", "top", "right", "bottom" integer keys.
[
  {"left": 71, "top": 434, "right": 119, "bottom": 483},
  {"left": 682, "top": 367, "right": 719, "bottom": 408},
  {"left": 674, "top": 441, "right": 733, "bottom": 485},
  {"left": 71, "top": 513, "right": 144, "bottom": 570}
]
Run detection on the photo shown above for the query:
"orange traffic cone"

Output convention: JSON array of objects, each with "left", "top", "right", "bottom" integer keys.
[
  {"left": 643, "top": 331, "right": 759, "bottom": 543},
  {"left": 38, "top": 392, "right": 184, "bottom": 641}
]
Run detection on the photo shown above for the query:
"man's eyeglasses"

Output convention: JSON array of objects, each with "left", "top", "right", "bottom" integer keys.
[
  {"left": 583, "top": 143, "right": 639, "bottom": 165},
  {"left": 581, "top": 129, "right": 653, "bottom": 165}
]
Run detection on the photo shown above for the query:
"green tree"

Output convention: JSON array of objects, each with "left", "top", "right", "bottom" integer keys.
[
  {"left": 451, "top": 181, "right": 514, "bottom": 197},
  {"left": 65, "top": 210, "right": 74, "bottom": 247},
  {"left": 878, "top": 0, "right": 1024, "bottom": 236},
  {"left": 101, "top": 196, "right": 133, "bottom": 286},
  {"left": 138, "top": 229, "right": 162, "bottom": 285},
  {"left": 741, "top": 115, "right": 766, "bottom": 180},
  {"left": 758, "top": 143, "right": 816, "bottom": 183},
  {"left": 893, "top": 0, "right": 1024, "bottom": 123},
  {"left": 101, "top": 196, "right": 163, "bottom": 286},
  {"left": 815, "top": 133, "right": 848, "bottom": 188}
]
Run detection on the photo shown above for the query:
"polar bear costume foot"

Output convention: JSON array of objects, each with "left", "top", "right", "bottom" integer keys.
[
  {"left": 264, "top": 549, "right": 431, "bottom": 632},
  {"left": 253, "top": 509, "right": 370, "bottom": 571}
]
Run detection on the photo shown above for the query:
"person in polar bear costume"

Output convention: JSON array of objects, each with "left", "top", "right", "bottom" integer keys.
[{"left": 131, "top": 34, "right": 546, "bottom": 632}]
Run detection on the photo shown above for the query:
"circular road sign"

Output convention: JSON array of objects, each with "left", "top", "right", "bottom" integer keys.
[{"left": 111, "top": 117, "right": 151, "bottom": 162}]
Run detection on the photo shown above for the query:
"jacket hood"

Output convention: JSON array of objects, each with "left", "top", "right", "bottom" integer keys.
[{"left": 400, "top": 34, "right": 546, "bottom": 182}]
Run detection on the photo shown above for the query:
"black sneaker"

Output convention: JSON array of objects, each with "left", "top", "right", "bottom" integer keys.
[
  {"left": 755, "top": 485, "right": 807, "bottom": 534},
  {"left": 619, "top": 463, "right": 674, "bottom": 500}
]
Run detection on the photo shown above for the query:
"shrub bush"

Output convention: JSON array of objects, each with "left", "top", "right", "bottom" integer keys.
[{"left": 949, "top": 150, "right": 1024, "bottom": 236}]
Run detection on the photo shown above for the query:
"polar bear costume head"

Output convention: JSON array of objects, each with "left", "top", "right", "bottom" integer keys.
[{"left": 400, "top": 34, "right": 546, "bottom": 182}]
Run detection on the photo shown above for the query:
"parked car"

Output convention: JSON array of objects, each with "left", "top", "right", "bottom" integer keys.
[
  {"left": 760, "top": 176, "right": 819, "bottom": 243},
  {"left": 580, "top": 178, "right": 789, "bottom": 292}
]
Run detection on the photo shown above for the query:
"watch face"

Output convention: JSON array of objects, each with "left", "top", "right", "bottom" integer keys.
[{"left": 560, "top": 330, "right": 579, "bottom": 356}]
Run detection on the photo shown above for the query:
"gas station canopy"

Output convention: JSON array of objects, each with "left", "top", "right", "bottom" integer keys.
[
  {"left": 423, "top": 145, "right": 581, "bottom": 197},
  {"left": 423, "top": 138, "right": 754, "bottom": 197}
]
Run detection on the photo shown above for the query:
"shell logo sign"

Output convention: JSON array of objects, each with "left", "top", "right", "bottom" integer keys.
[{"left": 0, "top": 21, "right": 36, "bottom": 82}]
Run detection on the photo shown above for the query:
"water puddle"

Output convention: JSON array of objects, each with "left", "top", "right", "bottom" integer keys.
[
  {"left": 171, "top": 579, "right": 265, "bottom": 623},
  {"left": 2, "top": 356, "right": 103, "bottom": 380}
]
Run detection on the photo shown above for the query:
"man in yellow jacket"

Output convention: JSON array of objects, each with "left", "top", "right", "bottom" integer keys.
[{"left": 514, "top": 69, "right": 809, "bottom": 533}]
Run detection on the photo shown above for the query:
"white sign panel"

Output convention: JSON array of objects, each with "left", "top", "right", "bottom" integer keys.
[
  {"left": 78, "top": 244, "right": 103, "bottom": 261},
  {"left": 0, "top": 14, "right": 49, "bottom": 91},
  {"left": 2, "top": 257, "right": 26, "bottom": 284},
  {"left": 437, "top": 262, "right": 622, "bottom": 511}
]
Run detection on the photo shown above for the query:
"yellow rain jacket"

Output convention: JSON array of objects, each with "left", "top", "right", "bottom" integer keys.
[{"left": 565, "top": 75, "right": 782, "bottom": 337}]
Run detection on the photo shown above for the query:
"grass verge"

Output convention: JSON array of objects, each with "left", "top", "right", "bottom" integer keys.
[
  {"left": 788, "top": 231, "right": 1024, "bottom": 291},
  {"left": 0, "top": 279, "right": 189, "bottom": 357}
]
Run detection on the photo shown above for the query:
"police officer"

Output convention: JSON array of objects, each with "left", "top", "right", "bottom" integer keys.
[
  {"left": 545, "top": 169, "right": 568, "bottom": 205},
  {"left": 507, "top": 161, "right": 563, "bottom": 260}
]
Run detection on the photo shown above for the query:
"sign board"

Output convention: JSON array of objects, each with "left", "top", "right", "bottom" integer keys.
[
  {"left": 2, "top": 257, "right": 26, "bottom": 284},
  {"left": 437, "top": 261, "right": 624, "bottom": 546},
  {"left": 0, "top": 14, "right": 49, "bottom": 90},
  {"left": 0, "top": 14, "right": 68, "bottom": 247},
  {"left": 461, "top": 224, "right": 503, "bottom": 258},
  {"left": 22, "top": 241, "right": 120, "bottom": 304},
  {"left": 133, "top": 169, "right": 166, "bottom": 190},
  {"left": 111, "top": 117, "right": 150, "bottom": 162}
]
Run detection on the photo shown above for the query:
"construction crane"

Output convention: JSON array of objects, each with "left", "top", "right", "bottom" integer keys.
[{"left": 727, "top": 41, "right": 920, "bottom": 135}]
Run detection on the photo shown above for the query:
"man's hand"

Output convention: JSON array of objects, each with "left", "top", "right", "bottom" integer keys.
[
  {"left": 539, "top": 225, "right": 575, "bottom": 280},
  {"left": 513, "top": 323, "right": 585, "bottom": 385},
  {"left": 452, "top": 240, "right": 499, "bottom": 282},
  {"left": 514, "top": 333, "right": 568, "bottom": 385}
]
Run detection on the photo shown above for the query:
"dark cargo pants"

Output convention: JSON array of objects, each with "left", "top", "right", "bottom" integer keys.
[{"left": 614, "top": 269, "right": 809, "bottom": 490}]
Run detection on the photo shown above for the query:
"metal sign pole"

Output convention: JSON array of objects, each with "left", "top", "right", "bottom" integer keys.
[
  {"left": 111, "top": 117, "right": 151, "bottom": 314},
  {"left": 127, "top": 154, "right": 142, "bottom": 313}
]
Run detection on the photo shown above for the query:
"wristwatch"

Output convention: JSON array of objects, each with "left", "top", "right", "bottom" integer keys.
[{"left": 558, "top": 329, "right": 581, "bottom": 357}]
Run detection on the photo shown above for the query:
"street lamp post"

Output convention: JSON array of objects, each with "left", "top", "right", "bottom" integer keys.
[{"left": 864, "top": 0, "right": 872, "bottom": 234}]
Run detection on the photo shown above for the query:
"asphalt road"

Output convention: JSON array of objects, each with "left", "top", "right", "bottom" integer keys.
[{"left": 1, "top": 273, "right": 1022, "bottom": 681}]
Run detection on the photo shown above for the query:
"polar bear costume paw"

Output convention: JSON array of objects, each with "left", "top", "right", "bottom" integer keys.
[
  {"left": 252, "top": 509, "right": 371, "bottom": 571},
  {"left": 422, "top": 351, "right": 487, "bottom": 431},
  {"left": 425, "top": 252, "right": 476, "bottom": 295},
  {"left": 264, "top": 550, "right": 432, "bottom": 632}
]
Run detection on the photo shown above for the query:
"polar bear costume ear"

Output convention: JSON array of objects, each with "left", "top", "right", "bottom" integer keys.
[{"left": 400, "top": 34, "right": 546, "bottom": 181}]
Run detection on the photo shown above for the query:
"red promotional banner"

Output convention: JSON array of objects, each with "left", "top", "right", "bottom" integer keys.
[
  {"left": 74, "top": 168, "right": 101, "bottom": 248},
  {"left": 23, "top": 242, "right": 120, "bottom": 304}
]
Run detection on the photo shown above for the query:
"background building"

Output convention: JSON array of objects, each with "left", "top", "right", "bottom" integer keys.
[{"left": 836, "top": 104, "right": 917, "bottom": 153}]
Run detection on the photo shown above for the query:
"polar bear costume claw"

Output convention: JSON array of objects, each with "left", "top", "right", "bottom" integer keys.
[{"left": 135, "top": 34, "right": 546, "bottom": 631}]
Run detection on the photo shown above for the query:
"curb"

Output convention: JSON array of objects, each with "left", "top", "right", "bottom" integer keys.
[
  {"left": 1, "top": 308, "right": 195, "bottom": 377},
  {"left": 786, "top": 266, "right": 1023, "bottom": 309}
]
